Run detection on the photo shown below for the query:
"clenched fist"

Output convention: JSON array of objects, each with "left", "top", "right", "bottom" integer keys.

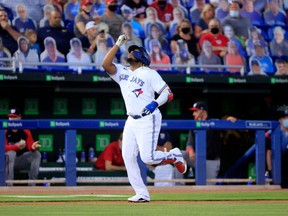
[{"left": 116, "top": 34, "right": 127, "bottom": 47}]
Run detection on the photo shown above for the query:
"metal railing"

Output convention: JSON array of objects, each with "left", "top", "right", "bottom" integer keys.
[{"left": 0, "top": 57, "right": 245, "bottom": 75}]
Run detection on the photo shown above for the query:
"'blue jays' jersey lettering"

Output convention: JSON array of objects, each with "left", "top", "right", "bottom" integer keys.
[
  {"left": 119, "top": 74, "right": 129, "bottom": 81},
  {"left": 130, "top": 76, "right": 145, "bottom": 87}
]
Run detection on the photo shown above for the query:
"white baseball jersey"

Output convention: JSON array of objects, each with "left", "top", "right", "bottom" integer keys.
[{"left": 109, "top": 63, "right": 168, "bottom": 115}]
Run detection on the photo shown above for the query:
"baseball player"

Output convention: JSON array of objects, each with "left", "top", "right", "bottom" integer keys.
[
  {"left": 102, "top": 35, "right": 187, "bottom": 203},
  {"left": 5, "top": 108, "right": 41, "bottom": 186}
]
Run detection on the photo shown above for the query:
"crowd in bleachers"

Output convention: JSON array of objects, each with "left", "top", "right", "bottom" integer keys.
[{"left": 0, "top": 0, "right": 287, "bottom": 75}]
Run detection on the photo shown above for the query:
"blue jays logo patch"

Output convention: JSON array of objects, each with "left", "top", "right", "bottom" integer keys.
[{"left": 132, "top": 88, "right": 143, "bottom": 97}]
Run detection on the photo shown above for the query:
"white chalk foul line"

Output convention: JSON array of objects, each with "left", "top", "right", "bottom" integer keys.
[{"left": 0, "top": 194, "right": 129, "bottom": 198}]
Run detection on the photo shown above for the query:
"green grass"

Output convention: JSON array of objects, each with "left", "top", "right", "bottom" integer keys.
[{"left": 0, "top": 191, "right": 288, "bottom": 215}]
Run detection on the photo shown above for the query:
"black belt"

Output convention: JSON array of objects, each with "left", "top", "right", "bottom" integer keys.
[{"left": 129, "top": 114, "right": 143, "bottom": 119}]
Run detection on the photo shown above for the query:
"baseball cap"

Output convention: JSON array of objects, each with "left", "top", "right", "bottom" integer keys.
[
  {"left": 121, "top": 5, "right": 132, "bottom": 13},
  {"left": 80, "top": 0, "right": 93, "bottom": 6},
  {"left": 189, "top": 101, "right": 208, "bottom": 111},
  {"left": 85, "top": 21, "right": 98, "bottom": 31},
  {"left": 106, "top": 0, "right": 118, "bottom": 4},
  {"left": 157, "top": 130, "right": 171, "bottom": 147},
  {"left": 8, "top": 108, "right": 22, "bottom": 118},
  {"left": 251, "top": 60, "right": 260, "bottom": 66}
]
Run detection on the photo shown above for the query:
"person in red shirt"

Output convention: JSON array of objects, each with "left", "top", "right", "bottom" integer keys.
[
  {"left": 95, "top": 133, "right": 126, "bottom": 171},
  {"left": 198, "top": 18, "right": 229, "bottom": 58},
  {"left": 5, "top": 108, "right": 41, "bottom": 186},
  {"left": 149, "top": 0, "right": 173, "bottom": 27}
]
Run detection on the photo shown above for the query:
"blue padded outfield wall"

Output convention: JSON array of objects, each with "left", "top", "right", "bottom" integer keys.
[{"left": 0, "top": 119, "right": 282, "bottom": 186}]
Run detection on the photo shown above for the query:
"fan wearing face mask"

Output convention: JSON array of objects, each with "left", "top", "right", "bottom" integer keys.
[
  {"left": 198, "top": 18, "right": 229, "bottom": 58},
  {"left": 99, "top": 0, "right": 125, "bottom": 42},
  {"left": 221, "top": 0, "right": 252, "bottom": 42},
  {"left": 170, "top": 18, "right": 199, "bottom": 58}
]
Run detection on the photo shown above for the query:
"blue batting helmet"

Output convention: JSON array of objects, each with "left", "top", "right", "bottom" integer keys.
[{"left": 128, "top": 45, "right": 151, "bottom": 66}]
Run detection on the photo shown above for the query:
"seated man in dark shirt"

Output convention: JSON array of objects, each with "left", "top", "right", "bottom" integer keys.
[
  {"left": 37, "top": 10, "right": 75, "bottom": 56},
  {"left": 0, "top": 8, "right": 22, "bottom": 55}
]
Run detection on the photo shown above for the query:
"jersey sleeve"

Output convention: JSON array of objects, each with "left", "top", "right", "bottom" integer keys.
[
  {"left": 107, "top": 63, "right": 125, "bottom": 84},
  {"left": 150, "top": 69, "right": 168, "bottom": 94}
]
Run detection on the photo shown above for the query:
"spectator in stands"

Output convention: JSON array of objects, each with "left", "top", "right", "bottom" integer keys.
[
  {"left": 149, "top": 39, "right": 171, "bottom": 71},
  {"left": 194, "top": 3, "right": 216, "bottom": 39},
  {"left": 45, "top": 0, "right": 63, "bottom": 14},
  {"left": 223, "top": 24, "right": 246, "bottom": 56},
  {"left": 14, "top": 36, "right": 40, "bottom": 69},
  {"left": 221, "top": 0, "right": 252, "bottom": 42},
  {"left": 199, "top": 18, "right": 229, "bottom": 58},
  {"left": 91, "top": 0, "right": 106, "bottom": 19},
  {"left": 170, "top": 18, "right": 199, "bottom": 58},
  {"left": 12, "top": 4, "right": 37, "bottom": 34},
  {"left": 245, "top": 26, "right": 269, "bottom": 57},
  {"left": 120, "top": 0, "right": 149, "bottom": 25},
  {"left": 74, "top": 0, "right": 94, "bottom": 38},
  {"left": 170, "top": 0, "right": 189, "bottom": 18},
  {"left": 246, "top": 59, "right": 267, "bottom": 76},
  {"left": 0, "top": 36, "right": 11, "bottom": 67},
  {"left": 152, "top": 130, "right": 176, "bottom": 187},
  {"left": 95, "top": 22, "right": 115, "bottom": 48},
  {"left": 240, "top": 0, "right": 264, "bottom": 26},
  {"left": 215, "top": 0, "right": 229, "bottom": 20},
  {"left": 143, "top": 7, "right": 166, "bottom": 37},
  {"left": 25, "top": 29, "right": 41, "bottom": 55},
  {"left": 269, "top": 26, "right": 288, "bottom": 57},
  {"left": 99, "top": 0, "right": 125, "bottom": 42},
  {"left": 224, "top": 40, "right": 246, "bottom": 73},
  {"left": 119, "top": 22, "right": 143, "bottom": 65},
  {"left": 172, "top": 39, "right": 195, "bottom": 72},
  {"left": 1, "top": 0, "right": 44, "bottom": 24},
  {"left": 94, "top": 132, "right": 126, "bottom": 171},
  {"left": 149, "top": 0, "right": 174, "bottom": 28},
  {"left": 120, "top": 5, "right": 145, "bottom": 39},
  {"left": 94, "top": 38, "right": 115, "bottom": 70},
  {"left": 275, "top": 59, "right": 288, "bottom": 75},
  {"left": 40, "top": 4, "right": 56, "bottom": 28},
  {"left": 198, "top": 40, "right": 222, "bottom": 72},
  {"left": 249, "top": 43, "right": 274, "bottom": 75},
  {"left": 254, "top": 0, "right": 268, "bottom": 13},
  {"left": 0, "top": 8, "right": 23, "bottom": 55},
  {"left": 80, "top": 21, "right": 99, "bottom": 55},
  {"left": 40, "top": 36, "right": 66, "bottom": 71},
  {"left": 5, "top": 108, "right": 41, "bottom": 186},
  {"left": 40, "top": 3, "right": 66, "bottom": 28},
  {"left": 66, "top": 37, "right": 92, "bottom": 71},
  {"left": 37, "top": 10, "right": 75, "bottom": 56},
  {"left": 264, "top": 0, "right": 286, "bottom": 26},
  {"left": 64, "top": 0, "right": 80, "bottom": 22},
  {"left": 169, "top": 7, "right": 185, "bottom": 38},
  {"left": 144, "top": 23, "right": 170, "bottom": 55},
  {"left": 189, "top": 0, "right": 206, "bottom": 25}
]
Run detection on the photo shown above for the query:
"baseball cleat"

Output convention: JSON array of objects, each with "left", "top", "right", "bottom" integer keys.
[
  {"left": 170, "top": 148, "right": 187, "bottom": 174},
  {"left": 128, "top": 194, "right": 150, "bottom": 203}
]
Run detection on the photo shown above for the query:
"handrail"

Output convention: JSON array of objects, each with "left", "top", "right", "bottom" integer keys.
[{"left": 0, "top": 57, "right": 245, "bottom": 75}]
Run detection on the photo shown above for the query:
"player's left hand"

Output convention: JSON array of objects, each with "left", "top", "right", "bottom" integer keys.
[{"left": 141, "top": 101, "right": 158, "bottom": 117}]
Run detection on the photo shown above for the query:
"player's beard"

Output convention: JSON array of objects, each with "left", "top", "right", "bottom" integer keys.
[{"left": 127, "top": 57, "right": 140, "bottom": 66}]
